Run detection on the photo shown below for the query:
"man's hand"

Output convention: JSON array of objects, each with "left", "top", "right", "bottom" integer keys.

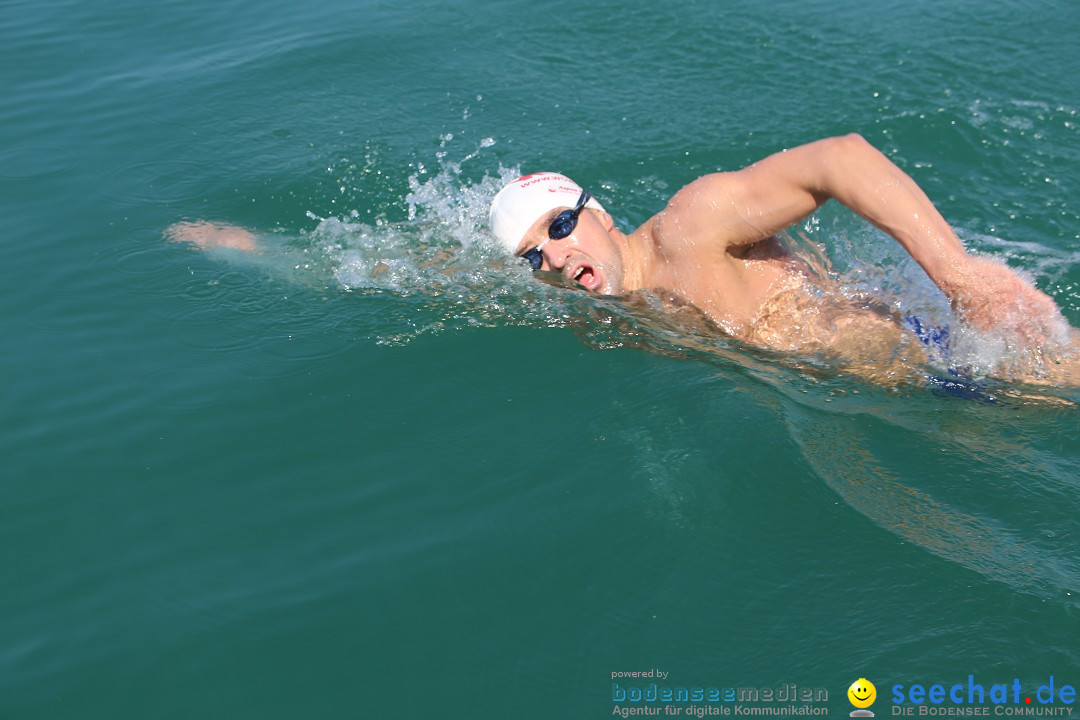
[
  {"left": 940, "top": 255, "right": 1068, "bottom": 348},
  {"left": 166, "top": 221, "right": 257, "bottom": 252}
]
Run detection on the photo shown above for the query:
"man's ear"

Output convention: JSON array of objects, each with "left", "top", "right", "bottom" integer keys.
[{"left": 594, "top": 209, "right": 614, "bottom": 232}]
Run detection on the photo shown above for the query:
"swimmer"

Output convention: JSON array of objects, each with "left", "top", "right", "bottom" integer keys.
[
  {"left": 488, "top": 135, "right": 1079, "bottom": 386},
  {"left": 168, "top": 134, "right": 1079, "bottom": 386}
]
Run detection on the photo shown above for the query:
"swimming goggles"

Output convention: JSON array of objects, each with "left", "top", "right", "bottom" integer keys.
[{"left": 520, "top": 189, "right": 592, "bottom": 271}]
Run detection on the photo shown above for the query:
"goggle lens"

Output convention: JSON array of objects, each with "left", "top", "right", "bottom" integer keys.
[{"left": 518, "top": 189, "right": 592, "bottom": 272}]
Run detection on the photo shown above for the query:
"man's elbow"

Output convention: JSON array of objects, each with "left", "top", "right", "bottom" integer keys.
[
  {"left": 833, "top": 132, "right": 873, "bottom": 154},
  {"left": 822, "top": 133, "right": 884, "bottom": 167}
]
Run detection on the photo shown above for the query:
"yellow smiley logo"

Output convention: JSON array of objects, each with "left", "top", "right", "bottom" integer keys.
[{"left": 848, "top": 678, "right": 877, "bottom": 709}]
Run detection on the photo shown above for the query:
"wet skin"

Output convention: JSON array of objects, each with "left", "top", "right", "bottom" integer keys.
[{"left": 510, "top": 135, "right": 1080, "bottom": 385}]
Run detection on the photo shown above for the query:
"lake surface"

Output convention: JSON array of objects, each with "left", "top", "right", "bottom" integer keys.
[{"left": 3, "top": 0, "right": 1079, "bottom": 717}]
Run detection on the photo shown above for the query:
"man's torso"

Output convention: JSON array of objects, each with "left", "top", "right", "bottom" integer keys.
[{"left": 636, "top": 225, "right": 925, "bottom": 377}]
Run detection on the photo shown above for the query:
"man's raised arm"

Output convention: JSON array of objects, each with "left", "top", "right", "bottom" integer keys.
[
  {"left": 661, "top": 134, "right": 1067, "bottom": 340},
  {"left": 662, "top": 134, "right": 966, "bottom": 282}
]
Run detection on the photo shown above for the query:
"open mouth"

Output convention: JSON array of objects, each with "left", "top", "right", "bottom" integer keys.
[{"left": 571, "top": 263, "right": 600, "bottom": 291}]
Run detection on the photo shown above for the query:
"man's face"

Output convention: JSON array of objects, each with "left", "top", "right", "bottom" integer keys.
[{"left": 515, "top": 208, "right": 625, "bottom": 295}]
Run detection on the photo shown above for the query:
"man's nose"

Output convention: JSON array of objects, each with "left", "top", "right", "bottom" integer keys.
[{"left": 542, "top": 238, "right": 571, "bottom": 270}]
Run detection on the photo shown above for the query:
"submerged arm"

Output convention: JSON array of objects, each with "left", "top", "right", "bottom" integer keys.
[{"left": 166, "top": 221, "right": 258, "bottom": 251}]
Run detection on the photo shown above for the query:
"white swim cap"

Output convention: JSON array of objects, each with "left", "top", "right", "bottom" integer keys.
[{"left": 488, "top": 172, "right": 605, "bottom": 253}]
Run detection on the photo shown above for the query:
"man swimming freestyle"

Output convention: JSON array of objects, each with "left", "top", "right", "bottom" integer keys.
[
  {"left": 487, "top": 135, "right": 1078, "bottom": 384},
  {"left": 169, "top": 135, "right": 1078, "bottom": 384}
]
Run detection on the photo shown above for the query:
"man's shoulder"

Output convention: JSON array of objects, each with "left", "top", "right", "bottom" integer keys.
[{"left": 645, "top": 172, "right": 749, "bottom": 251}]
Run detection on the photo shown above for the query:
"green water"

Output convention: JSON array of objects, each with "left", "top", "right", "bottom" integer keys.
[{"left": 3, "top": 0, "right": 1079, "bottom": 717}]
